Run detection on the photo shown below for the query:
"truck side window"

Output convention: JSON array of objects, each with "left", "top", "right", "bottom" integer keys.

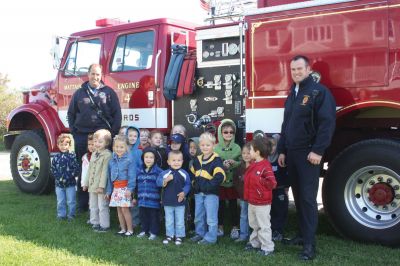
[
  {"left": 111, "top": 31, "right": 154, "bottom": 72},
  {"left": 64, "top": 39, "right": 101, "bottom": 76}
]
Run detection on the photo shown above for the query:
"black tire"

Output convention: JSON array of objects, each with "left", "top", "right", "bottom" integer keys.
[
  {"left": 323, "top": 139, "right": 400, "bottom": 246},
  {"left": 10, "top": 130, "right": 52, "bottom": 194}
]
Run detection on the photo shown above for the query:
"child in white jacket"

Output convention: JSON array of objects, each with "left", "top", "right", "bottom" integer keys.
[{"left": 81, "top": 134, "right": 95, "bottom": 189}]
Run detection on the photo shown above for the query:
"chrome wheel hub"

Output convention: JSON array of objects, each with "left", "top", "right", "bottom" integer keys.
[
  {"left": 345, "top": 166, "right": 400, "bottom": 229},
  {"left": 17, "top": 145, "right": 41, "bottom": 183}
]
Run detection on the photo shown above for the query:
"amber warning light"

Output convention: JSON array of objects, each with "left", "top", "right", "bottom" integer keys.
[{"left": 96, "top": 18, "right": 125, "bottom": 27}]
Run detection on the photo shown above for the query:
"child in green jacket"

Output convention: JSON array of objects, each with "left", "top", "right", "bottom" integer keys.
[{"left": 214, "top": 119, "right": 242, "bottom": 239}]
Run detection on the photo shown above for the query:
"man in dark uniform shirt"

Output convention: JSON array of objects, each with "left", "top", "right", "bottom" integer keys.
[
  {"left": 277, "top": 55, "right": 336, "bottom": 260},
  {"left": 67, "top": 63, "right": 122, "bottom": 212}
]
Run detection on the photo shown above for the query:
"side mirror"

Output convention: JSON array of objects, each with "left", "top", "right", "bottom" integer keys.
[{"left": 51, "top": 36, "right": 61, "bottom": 70}]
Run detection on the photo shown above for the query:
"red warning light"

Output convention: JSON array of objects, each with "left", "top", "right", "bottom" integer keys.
[{"left": 96, "top": 18, "right": 124, "bottom": 27}]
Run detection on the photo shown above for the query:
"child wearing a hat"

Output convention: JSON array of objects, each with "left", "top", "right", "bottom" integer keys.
[{"left": 167, "top": 133, "right": 191, "bottom": 172}]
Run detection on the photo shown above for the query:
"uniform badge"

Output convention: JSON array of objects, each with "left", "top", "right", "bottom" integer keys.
[
  {"left": 301, "top": 95, "right": 310, "bottom": 105},
  {"left": 99, "top": 92, "right": 106, "bottom": 98}
]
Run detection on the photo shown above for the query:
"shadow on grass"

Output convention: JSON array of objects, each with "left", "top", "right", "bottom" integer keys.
[
  {"left": 0, "top": 180, "right": 397, "bottom": 265},
  {"left": 283, "top": 205, "right": 337, "bottom": 238}
]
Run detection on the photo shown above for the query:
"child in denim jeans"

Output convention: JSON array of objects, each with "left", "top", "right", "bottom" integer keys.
[
  {"left": 190, "top": 132, "right": 226, "bottom": 245},
  {"left": 51, "top": 134, "right": 80, "bottom": 221},
  {"left": 157, "top": 150, "right": 191, "bottom": 245},
  {"left": 233, "top": 143, "right": 253, "bottom": 242}
]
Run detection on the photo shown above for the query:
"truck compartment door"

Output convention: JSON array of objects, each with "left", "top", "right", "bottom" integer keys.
[
  {"left": 246, "top": 1, "right": 389, "bottom": 92},
  {"left": 106, "top": 28, "right": 163, "bottom": 129}
]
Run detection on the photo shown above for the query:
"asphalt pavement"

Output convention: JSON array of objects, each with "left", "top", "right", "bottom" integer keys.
[{"left": 0, "top": 152, "right": 11, "bottom": 181}]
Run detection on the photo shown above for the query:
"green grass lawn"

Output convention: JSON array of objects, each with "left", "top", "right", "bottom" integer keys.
[
  {"left": 0, "top": 137, "right": 5, "bottom": 151},
  {"left": 0, "top": 180, "right": 397, "bottom": 266}
]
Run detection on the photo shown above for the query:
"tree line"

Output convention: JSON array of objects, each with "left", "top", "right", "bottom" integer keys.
[{"left": 0, "top": 73, "right": 21, "bottom": 146}]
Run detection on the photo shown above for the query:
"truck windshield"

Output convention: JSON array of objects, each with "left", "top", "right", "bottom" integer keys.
[
  {"left": 111, "top": 31, "right": 154, "bottom": 72},
  {"left": 64, "top": 39, "right": 101, "bottom": 76}
]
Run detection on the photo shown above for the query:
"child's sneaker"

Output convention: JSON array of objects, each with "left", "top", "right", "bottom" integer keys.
[
  {"left": 148, "top": 234, "right": 157, "bottom": 240},
  {"left": 244, "top": 243, "right": 259, "bottom": 252},
  {"left": 198, "top": 239, "right": 214, "bottom": 245},
  {"left": 116, "top": 230, "right": 126, "bottom": 236},
  {"left": 258, "top": 250, "right": 274, "bottom": 256},
  {"left": 234, "top": 237, "right": 247, "bottom": 243},
  {"left": 94, "top": 226, "right": 109, "bottom": 233},
  {"left": 163, "top": 236, "right": 173, "bottom": 244},
  {"left": 230, "top": 228, "right": 240, "bottom": 239},
  {"left": 124, "top": 231, "right": 134, "bottom": 237},
  {"left": 190, "top": 235, "right": 202, "bottom": 242},
  {"left": 272, "top": 230, "right": 283, "bottom": 242},
  {"left": 92, "top": 224, "right": 100, "bottom": 230},
  {"left": 217, "top": 228, "right": 224, "bottom": 237},
  {"left": 137, "top": 231, "right": 146, "bottom": 238},
  {"left": 175, "top": 237, "right": 183, "bottom": 245}
]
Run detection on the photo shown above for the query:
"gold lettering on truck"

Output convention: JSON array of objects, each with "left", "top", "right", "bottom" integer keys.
[
  {"left": 63, "top": 84, "right": 81, "bottom": 90},
  {"left": 117, "top": 81, "right": 140, "bottom": 90}
]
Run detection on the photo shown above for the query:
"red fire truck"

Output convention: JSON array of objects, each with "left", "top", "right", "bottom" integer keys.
[{"left": 4, "top": 0, "right": 400, "bottom": 245}]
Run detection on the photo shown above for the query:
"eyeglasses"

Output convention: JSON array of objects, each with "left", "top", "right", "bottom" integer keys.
[{"left": 223, "top": 131, "right": 234, "bottom": 135}]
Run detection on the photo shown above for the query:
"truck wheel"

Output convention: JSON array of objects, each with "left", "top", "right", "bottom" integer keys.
[
  {"left": 323, "top": 139, "right": 400, "bottom": 246},
  {"left": 10, "top": 130, "right": 52, "bottom": 194}
]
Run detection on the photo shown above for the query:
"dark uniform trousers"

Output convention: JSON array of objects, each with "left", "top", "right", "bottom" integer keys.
[
  {"left": 287, "top": 149, "right": 320, "bottom": 246},
  {"left": 271, "top": 187, "right": 289, "bottom": 234},
  {"left": 73, "top": 132, "right": 89, "bottom": 212}
]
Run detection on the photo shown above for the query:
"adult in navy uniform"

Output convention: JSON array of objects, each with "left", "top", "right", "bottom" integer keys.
[
  {"left": 277, "top": 55, "right": 336, "bottom": 260},
  {"left": 67, "top": 63, "right": 122, "bottom": 212}
]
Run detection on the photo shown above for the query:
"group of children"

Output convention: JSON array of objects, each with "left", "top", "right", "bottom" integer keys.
[{"left": 51, "top": 121, "right": 289, "bottom": 256}]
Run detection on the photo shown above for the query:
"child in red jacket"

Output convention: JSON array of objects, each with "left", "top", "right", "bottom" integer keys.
[{"left": 243, "top": 137, "right": 277, "bottom": 256}]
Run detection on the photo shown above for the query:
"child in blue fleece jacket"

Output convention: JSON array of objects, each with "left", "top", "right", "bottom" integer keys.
[
  {"left": 136, "top": 147, "right": 162, "bottom": 240},
  {"left": 157, "top": 150, "right": 191, "bottom": 245}
]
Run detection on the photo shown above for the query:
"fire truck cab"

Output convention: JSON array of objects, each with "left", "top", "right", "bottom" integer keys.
[{"left": 5, "top": 18, "right": 196, "bottom": 192}]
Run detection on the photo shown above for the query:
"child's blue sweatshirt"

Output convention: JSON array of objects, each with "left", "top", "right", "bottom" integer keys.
[
  {"left": 126, "top": 126, "right": 143, "bottom": 170},
  {"left": 157, "top": 168, "right": 191, "bottom": 206}
]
